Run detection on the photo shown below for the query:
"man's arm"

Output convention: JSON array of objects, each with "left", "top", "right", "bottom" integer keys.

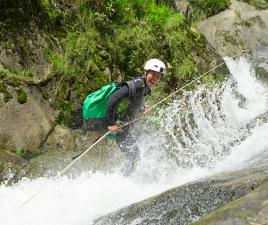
[{"left": 106, "top": 85, "right": 129, "bottom": 129}]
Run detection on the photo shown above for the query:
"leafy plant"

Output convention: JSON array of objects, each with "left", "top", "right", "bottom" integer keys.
[
  {"left": 40, "top": 0, "right": 62, "bottom": 20},
  {"left": 145, "top": 3, "right": 172, "bottom": 28},
  {"left": 41, "top": 0, "right": 223, "bottom": 125},
  {"left": 189, "top": 0, "right": 231, "bottom": 19}
]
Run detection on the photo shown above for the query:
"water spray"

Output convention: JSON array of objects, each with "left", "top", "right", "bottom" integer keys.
[{"left": 18, "top": 50, "right": 245, "bottom": 209}]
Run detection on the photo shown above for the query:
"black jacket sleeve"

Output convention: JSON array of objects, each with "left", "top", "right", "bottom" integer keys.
[{"left": 106, "top": 85, "right": 129, "bottom": 125}]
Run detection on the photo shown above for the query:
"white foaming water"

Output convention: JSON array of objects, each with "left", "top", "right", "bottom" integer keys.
[{"left": 1, "top": 57, "right": 268, "bottom": 225}]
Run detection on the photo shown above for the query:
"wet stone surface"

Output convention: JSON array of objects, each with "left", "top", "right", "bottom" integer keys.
[{"left": 94, "top": 155, "right": 268, "bottom": 225}]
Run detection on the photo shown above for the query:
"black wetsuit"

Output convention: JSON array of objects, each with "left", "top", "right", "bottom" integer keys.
[{"left": 84, "top": 76, "right": 151, "bottom": 162}]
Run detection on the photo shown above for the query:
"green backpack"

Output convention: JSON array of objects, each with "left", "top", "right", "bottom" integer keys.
[
  {"left": 83, "top": 78, "right": 144, "bottom": 120},
  {"left": 83, "top": 82, "right": 119, "bottom": 120}
]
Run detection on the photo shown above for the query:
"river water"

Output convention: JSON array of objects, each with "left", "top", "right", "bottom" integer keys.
[{"left": 0, "top": 57, "right": 268, "bottom": 225}]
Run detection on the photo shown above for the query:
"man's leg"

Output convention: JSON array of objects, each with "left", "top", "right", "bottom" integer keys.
[{"left": 116, "top": 127, "right": 140, "bottom": 175}]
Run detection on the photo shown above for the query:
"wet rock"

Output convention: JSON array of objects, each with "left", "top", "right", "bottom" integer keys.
[
  {"left": 255, "top": 66, "right": 268, "bottom": 85},
  {"left": 191, "top": 181, "right": 268, "bottom": 225},
  {"left": 250, "top": 47, "right": 268, "bottom": 84},
  {"left": 0, "top": 149, "right": 29, "bottom": 184},
  {"left": 0, "top": 0, "right": 57, "bottom": 78},
  {"left": 199, "top": 0, "right": 268, "bottom": 57},
  {"left": 28, "top": 130, "right": 123, "bottom": 178},
  {"left": 0, "top": 85, "right": 56, "bottom": 158},
  {"left": 93, "top": 161, "right": 268, "bottom": 225},
  {"left": 44, "top": 125, "right": 76, "bottom": 152}
]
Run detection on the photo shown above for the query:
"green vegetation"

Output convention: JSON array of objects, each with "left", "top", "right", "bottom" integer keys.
[
  {"left": 235, "top": 9, "right": 254, "bottom": 27},
  {"left": 14, "top": 148, "right": 27, "bottom": 158},
  {"left": 0, "top": 65, "right": 13, "bottom": 102},
  {"left": 14, "top": 147, "right": 41, "bottom": 159},
  {"left": 40, "top": 0, "right": 62, "bottom": 20},
  {"left": 0, "top": 65, "right": 30, "bottom": 103},
  {"left": 41, "top": 1, "right": 185, "bottom": 124},
  {"left": 16, "top": 88, "right": 27, "bottom": 104},
  {"left": 240, "top": 0, "right": 268, "bottom": 9},
  {"left": 0, "top": 82, "right": 13, "bottom": 102},
  {"left": 0, "top": 0, "right": 228, "bottom": 125},
  {"left": 44, "top": 0, "right": 227, "bottom": 125},
  {"left": 188, "top": 0, "right": 231, "bottom": 20}
]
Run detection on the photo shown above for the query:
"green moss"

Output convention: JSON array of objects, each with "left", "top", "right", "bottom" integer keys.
[
  {"left": 14, "top": 148, "right": 26, "bottom": 158},
  {"left": 32, "top": 147, "right": 42, "bottom": 156},
  {"left": 55, "top": 101, "right": 75, "bottom": 126},
  {"left": 41, "top": 89, "right": 50, "bottom": 100},
  {"left": 16, "top": 88, "right": 27, "bottom": 104},
  {"left": 0, "top": 83, "right": 13, "bottom": 102},
  {"left": 20, "top": 68, "right": 34, "bottom": 78},
  {"left": 223, "top": 31, "right": 236, "bottom": 44},
  {"left": 14, "top": 147, "right": 40, "bottom": 159}
]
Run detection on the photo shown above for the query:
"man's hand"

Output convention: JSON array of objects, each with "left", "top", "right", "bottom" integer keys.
[
  {"left": 107, "top": 125, "right": 120, "bottom": 133},
  {"left": 144, "top": 104, "right": 152, "bottom": 113}
]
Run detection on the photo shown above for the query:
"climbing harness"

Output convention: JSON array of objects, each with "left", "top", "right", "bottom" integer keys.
[{"left": 19, "top": 50, "right": 245, "bottom": 208}]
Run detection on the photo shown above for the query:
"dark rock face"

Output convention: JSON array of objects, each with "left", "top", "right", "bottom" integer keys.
[
  {"left": 93, "top": 178, "right": 265, "bottom": 224},
  {"left": 94, "top": 155, "right": 268, "bottom": 225},
  {"left": 191, "top": 181, "right": 268, "bottom": 225},
  {"left": 0, "top": 0, "right": 57, "bottom": 77}
]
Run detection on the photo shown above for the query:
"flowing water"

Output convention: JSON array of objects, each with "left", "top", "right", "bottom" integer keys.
[{"left": 1, "top": 57, "right": 268, "bottom": 225}]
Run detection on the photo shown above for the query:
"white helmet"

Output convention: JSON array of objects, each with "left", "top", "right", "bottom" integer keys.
[{"left": 144, "top": 58, "right": 166, "bottom": 76}]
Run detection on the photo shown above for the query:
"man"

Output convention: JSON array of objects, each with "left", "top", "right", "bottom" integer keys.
[{"left": 83, "top": 58, "right": 167, "bottom": 175}]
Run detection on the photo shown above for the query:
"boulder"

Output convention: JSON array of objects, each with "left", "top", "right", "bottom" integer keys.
[
  {"left": 0, "top": 149, "right": 29, "bottom": 184},
  {"left": 44, "top": 125, "right": 76, "bottom": 152},
  {"left": 191, "top": 181, "right": 268, "bottom": 225},
  {"left": 199, "top": 0, "right": 268, "bottom": 57},
  {"left": 28, "top": 130, "right": 122, "bottom": 178},
  {"left": 94, "top": 157, "right": 268, "bottom": 225},
  {"left": 0, "top": 85, "right": 56, "bottom": 158}
]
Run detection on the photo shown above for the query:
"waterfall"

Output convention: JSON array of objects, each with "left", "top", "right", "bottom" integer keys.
[{"left": 1, "top": 57, "right": 268, "bottom": 225}]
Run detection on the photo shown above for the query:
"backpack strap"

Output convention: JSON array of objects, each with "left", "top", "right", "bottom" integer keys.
[
  {"left": 126, "top": 80, "right": 136, "bottom": 97},
  {"left": 126, "top": 77, "right": 145, "bottom": 97}
]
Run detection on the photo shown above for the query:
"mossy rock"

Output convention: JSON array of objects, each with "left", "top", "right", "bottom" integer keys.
[
  {"left": 0, "top": 82, "right": 13, "bottom": 102},
  {"left": 239, "top": 0, "right": 268, "bottom": 9},
  {"left": 16, "top": 87, "right": 27, "bottom": 104},
  {"left": 255, "top": 66, "right": 268, "bottom": 84},
  {"left": 0, "top": 149, "right": 29, "bottom": 185},
  {"left": 0, "top": 85, "right": 56, "bottom": 157},
  {"left": 28, "top": 131, "right": 122, "bottom": 179}
]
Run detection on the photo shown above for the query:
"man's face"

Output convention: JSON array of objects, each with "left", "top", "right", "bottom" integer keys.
[{"left": 145, "top": 70, "right": 162, "bottom": 87}]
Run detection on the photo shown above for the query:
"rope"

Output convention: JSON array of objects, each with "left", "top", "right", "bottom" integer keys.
[
  {"left": 121, "top": 50, "right": 244, "bottom": 128},
  {"left": 19, "top": 131, "right": 110, "bottom": 209},
  {"left": 19, "top": 50, "right": 244, "bottom": 208}
]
